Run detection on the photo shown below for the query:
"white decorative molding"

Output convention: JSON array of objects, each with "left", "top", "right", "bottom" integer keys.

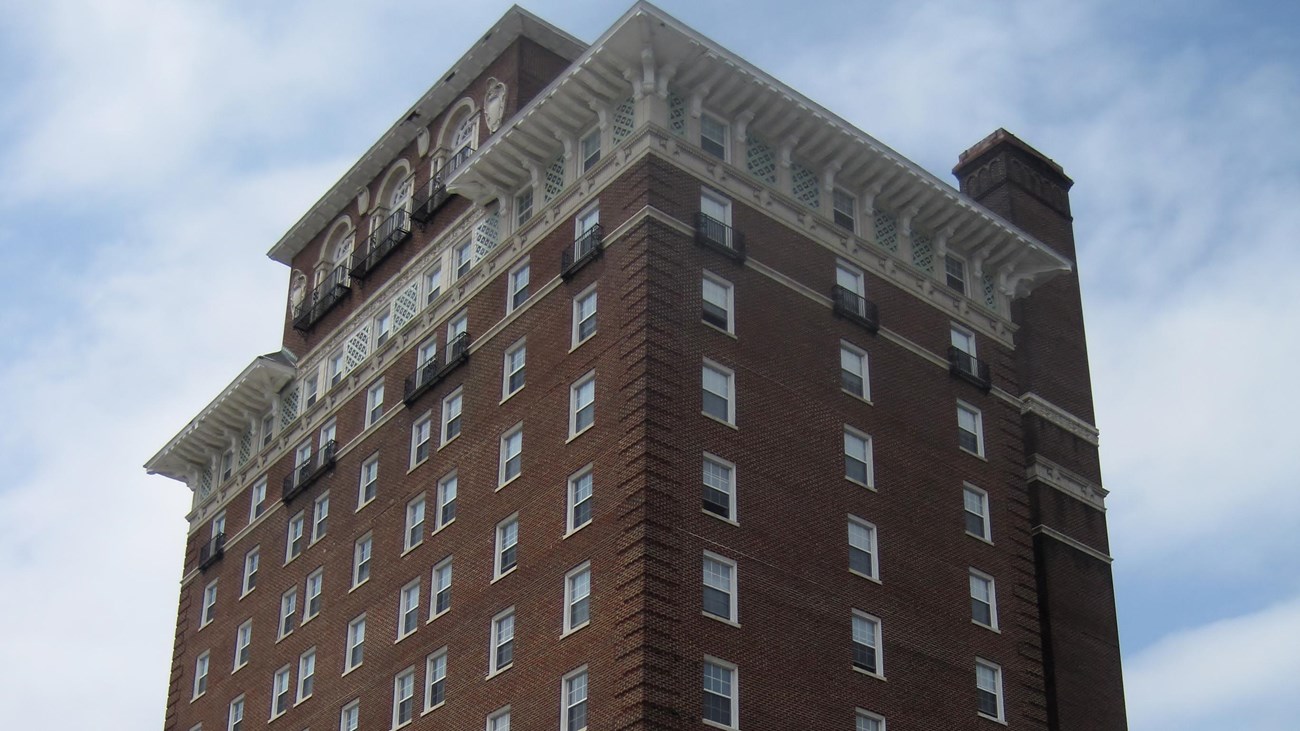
[
  {"left": 416, "top": 128, "right": 431, "bottom": 158},
  {"left": 1028, "top": 455, "right": 1107, "bottom": 511},
  {"left": 484, "top": 78, "right": 507, "bottom": 133},
  {"left": 1021, "top": 393, "right": 1100, "bottom": 445},
  {"left": 355, "top": 187, "right": 370, "bottom": 215},
  {"left": 1032, "top": 525, "right": 1113, "bottom": 564}
]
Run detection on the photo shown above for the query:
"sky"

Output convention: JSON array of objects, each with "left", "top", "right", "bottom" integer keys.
[{"left": 0, "top": 0, "right": 1296, "bottom": 728}]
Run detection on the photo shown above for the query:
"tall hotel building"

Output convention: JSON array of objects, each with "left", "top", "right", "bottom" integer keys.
[{"left": 146, "top": 4, "right": 1127, "bottom": 730}]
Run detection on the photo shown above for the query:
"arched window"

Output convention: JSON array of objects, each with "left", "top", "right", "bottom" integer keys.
[{"left": 446, "top": 112, "right": 479, "bottom": 174}]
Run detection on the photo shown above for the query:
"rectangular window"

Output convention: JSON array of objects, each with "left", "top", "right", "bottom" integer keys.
[
  {"left": 567, "top": 467, "right": 593, "bottom": 533},
  {"left": 448, "top": 311, "right": 467, "bottom": 341},
  {"left": 701, "top": 272, "right": 734, "bottom": 333},
  {"left": 261, "top": 413, "right": 275, "bottom": 449},
  {"left": 304, "top": 372, "right": 320, "bottom": 409},
  {"left": 417, "top": 337, "right": 438, "bottom": 370},
  {"left": 503, "top": 340, "right": 526, "bottom": 399},
  {"left": 702, "top": 552, "right": 737, "bottom": 623},
  {"left": 702, "top": 454, "right": 736, "bottom": 521},
  {"left": 852, "top": 611, "right": 882, "bottom": 676},
  {"left": 508, "top": 261, "right": 530, "bottom": 311},
  {"left": 312, "top": 493, "right": 329, "bottom": 543},
  {"left": 848, "top": 516, "right": 879, "bottom": 580},
  {"left": 374, "top": 311, "right": 392, "bottom": 348},
  {"left": 699, "top": 191, "right": 733, "bottom": 251},
  {"left": 565, "top": 563, "right": 592, "bottom": 633},
  {"left": 328, "top": 351, "right": 346, "bottom": 387},
  {"left": 840, "top": 342, "right": 869, "bottom": 399},
  {"left": 393, "top": 668, "right": 415, "bottom": 728},
  {"left": 945, "top": 254, "right": 967, "bottom": 295},
  {"left": 436, "top": 472, "right": 457, "bottom": 530},
  {"left": 211, "top": 512, "right": 226, "bottom": 540},
  {"left": 399, "top": 580, "right": 421, "bottom": 638},
  {"left": 454, "top": 240, "right": 472, "bottom": 280},
  {"left": 340, "top": 699, "right": 360, "bottom": 731},
  {"left": 701, "top": 360, "right": 735, "bottom": 424},
  {"left": 844, "top": 427, "right": 874, "bottom": 488},
  {"left": 425, "top": 648, "right": 447, "bottom": 710},
  {"left": 192, "top": 651, "right": 209, "bottom": 699},
  {"left": 359, "top": 455, "right": 378, "bottom": 507},
  {"left": 951, "top": 325, "right": 976, "bottom": 358},
  {"left": 702, "top": 658, "right": 737, "bottom": 728},
  {"left": 286, "top": 511, "right": 304, "bottom": 562},
  {"left": 515, "top": 188, "right": 534, "bottom": 227},
  {"left": 495, "top": 515, "right": 519, "bottom": 578},
  {"left": 958, "top": 403, "right": 985, "bottom": 456},
  {"left": 220, "top": 450, "right": 234, "bottom": 482},
  {"left": 856, "top": 709, "right": 885, "bottom": 731},
  {"left": 365, "top": 380, "right": 385, "bottom": 428},
  {"left": 412, "top": 415, "right": 432, "bottom": 466},
  {"left": 241, "top": 547, "right": 259, "bottom": 595},
  {"left": 572, "top": 286, "right": 597, "bottom": 346},
  {"left": 425, "top": 265, "right": 443, "bottom": 304},
  {"left": 201, "top": 581, "right": 217, "bottom": 627},
  {"left": 441, "top": 389, "right": 463, "bottom": 445},
  {"left": 700, "top": 114, "right": 728, "bottom": 160},
  {"left": 405, "top": 496, "right": 426, "bottom": 551},
  {"left": 569, "top": 373, "right": 596, "bottom": 437},
  {"left": 319, "top": 420, "right": 336, "bottom": 449},
  {"left": 297, "top": 648, "right": 316, "bottom": 701},
  {"left": 488, "top": 707, "right": 511, "bottom": 731},
  {"left": 581, "top": 129, "right": 601, "bottom": 171},
  {"left": 249, "top": 478, "right": 267, "bottom": 521},
  {"left": 432, "top": 557, "right": 452, "bottom": 617},
  {"left": 563, "top": 668, "right": 589, "bottom": 731},
  {"left": 490, "top": 608, "right": 515, "bottom": 674},
  {"left": 304, "top": 568, "right": 323, "bottom": 621},
  {"left": 295, "top": 441, "right": 312, "bottom": 469},
  {"left": 227, "top": 696, "right": 245, "bottom": 731},
  {"left": 234, "top": 620, "right": 252, "bottom": 669},
  {"left": 971, "top": 570, "right": 999, "bottom": 629},
  {"left": 353, "top": 533, "right": 372, "bottom": 587},
  {"left": 964, "top": 485, "right": 991, "bottom": 540},
  {"left": 499, "top": 425, "right": 523, "bottom": 486},
  {"left": 270, "top": 665, "right": 291, "bottom": 718},
  {"left": 836, "top": 262, "right": 866, "bottom": 297},
  {"left": 976, "top": 659, "right": 1005, "bottom": 721},
  {"left": 345, "top": 615, "right": 366, "bottom": 672},
  {"left": 279, "top": 587, "right": 298, "bottom": 639},
  {"left": 832, "top": 188, "right": 856, "bottom": 231}
]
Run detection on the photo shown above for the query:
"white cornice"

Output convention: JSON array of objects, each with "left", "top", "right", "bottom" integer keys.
[
  {"left": 1020, "top": 393, "right": 1100, "bottom": 445},
  {"left": 1032, "top": 525, "right": 1113, "bottom": 564},
  {"left": 1028, "top": 455, "right": 1107, "bottom": 511}
]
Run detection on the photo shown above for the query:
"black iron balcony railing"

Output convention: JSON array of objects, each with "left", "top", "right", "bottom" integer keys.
[
  {"left": 831, "top": 285, "right": 880, "bottom": 334},
  {"left": 695, "top": 212, "right": 746, "bottom": 262},
  {"left": 350, "top": 207, "right": 412, "bottom": 280},
  {"left": 282, "top": 440, "right": 337, "bottom": 504},
  {"left": 948, "top": 346, "right": 992, "bottom": 391},
  {"left": 291, "top": 264, "right": 352, "bottom": 332},
  {"left": 444, "top": 145, "right": 474, "bottom": 177},
  {"left": 198, "top": 532, "right": 226, "bottom": 572},
  {"left": 561, "top": 224, "right": 605, "bottom": 280},
  {"left": 410, "top": 174, "right": 450, "bottom": 226},
  {"left": 403, "top": 332, "right": 472, "bottom": 406}
]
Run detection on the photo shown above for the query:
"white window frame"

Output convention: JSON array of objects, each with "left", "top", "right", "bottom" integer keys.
[
  {"left": 374, "top": 310, "right": 392, "bottom": 349},
  {"left": 260, "top": 412, "right": 275, "bottom": 449},
  {"left": 297, "top": 647, "right": 316, "bottom": 702},
  {"left": 487, "top": 706, "right": 511, "bottom": 731},
  {"left": 563, "top": 562, "right": 592, "bottom": 634},
  {"left": 312, "top": 492, "right": 330, "bottom": 544},
  {"left": 561, "top": 666, "right": 590, "bottom": 731},
  {"left": 702, "top": 551, "right": 738, "bottom": 625},
  {"left": 304, "top": 567, "right": 323, "bottom": 621},
  {"left": 700, "top": 189, "right": 733, "bottom": 227},
  {"left": 192, "top": 650, "right": 209, "bottom": 700},
  {"left": 435, "top": 471, "right": 457, "bottom": 531},
  {"left": 494, "top": 514, "right": 519, "bottom": 579},
  {"left": 515, "top": 187, "right": 534, "bottom": 228},
  {"left": 424, "top": 647, "right": 448, "bottom": 711},
  {"left": 319, "top": 419, "right": 336, "bottom": 449},
  {"left": 852, "top": 610, "right": 883, "bottom": 678},
  {"left": 417, "top": 337, "right": 438, "bottom": 369},
  {"left": 502, "top": 339, "right": 526, "bottom": 401},
  {"left": 430, "top": 557, "right": 452, "bottom": 619},
  {"left": 303, "top": 371, "right": 320, "bottom": 409},
  {"left": 211, "top": 511, "right": 226, "bottom": 540},
  {"left": 832, "top": 188, "right": 857, "bottom": 232},
  {"left": 970, "top": 569, "right": 999, "bottom": 630},
  {"left": 848, "top": 515, "right": 879, "bottom": 581},
  {"left": 328, "top": 350, "right": 346, "bottom": 388},
  {"left": 448, "top": 311, "right": 468, "bottom": 341},
  {"left": 498, "top": 424, "right": 523, "bottom": 488},
  {"left": 453, "top": 240, "right": 472, "bottom": 280},
  {"left": 411, "top": 414, "right": 433, "bottom": 467},
  {"left": 441, "top": 388, "right": 463, "bottom": 446},
  {"left": 489, "top": 607, "right": 515, "bottom": 676},
  {"left": 249, "top": 478, "right": 267, "bottom": 521},
  {"left": 580, "top": 127, "right": 601, "bottom": 172},
  {"left": 701, "top": 271, "right": 734, "bottom": 335},
  {"left": 836, "top": 261, "right": 866, "bottom": 298},
  {"left": 840, "top": 341, "right": 870, "bottom": 401},
  {"left": 278, "top": 586, "right": 298, "bottom": 640},
  {"left": 701, "top": 359, "right": 736, "bottom": 425},
  {"left": 963, "top": 484, "right": 992, "bottom": 542},
  {"left": 201, "top": 580, "right": 218, "bottom": 627},
  {"left": 702, "top": 453, "right": 737, "bottom": 523},
  {"left": 700, "top": 113, "right": 729, "bottom": 161},
  {"left": 220, "top": 450, "right": 234, "bottom": 483},
  {"left": 365, "top": 379, "right": 385, "bottom": 428},
  {"left": 507, "top": 259, "right": 530, "bottom": 312},
  {"left": 951, "top": 324, "right": 977, "bottom": 358},
  {"left": 567, "top": 465, "right": 594, "bottom": 535},
  {"left": 958, "top": 401, "right": 985, "bottom": 457},
  {"left": 340, "top": 699, "right": 360, "bottom": 731},
  {"left": 976, "top": 659, "right": 1005, "bottom": 722},
  {"left": 234, "top": 620, "right": 252, "bottom": 670},
  {"left": 270, "top": 665, "right": 291, "bottom": 719},
  {"left": 392, "top": 667, "right": 416, "bottom": 729},
  {"left": 843, "top": 426, "right": 875, "bottom": 489},
  {"left": 352, "top": 533, "right": 372, "bottom": 588},
  {"left": 286, "top": 511, "right": 305, "bottom": 563},
  {"left": 359, "top": 455, "right": 379, "bottom": 510},
  {"left": 569, "top": 371, "right": 596, "bottom": 439},
  {"left": 855, "top": 708, "right": 886, "bottom": 731},
  {"left": 702, "top": 657, "right": 738, "bottom": 730},
  {"left": 944, "top": 253, "right": 968, "bottom": 295},
  {"left": 404, "top": 495, "right": 426, "bottom": 552},
  {"left": 241, "top": 547, "right": 259, "bottom": 596},
  {"left": 398, "top": 579, "right": 421, "bottom": 639},
  {"left": 227, "top": 695, "right": 245, "bottom": 731},
  {"left": 424, "top": 264, "right": 444, "bottom": 305},
  {"left": 344, "top": 614, "right": 366, "bottom": 673},
  {"left": 571, "top": 285, "right": 597, "bottom": 348},
  {"left": 575, "top": 203, "right": 600, "bottom": 240}
]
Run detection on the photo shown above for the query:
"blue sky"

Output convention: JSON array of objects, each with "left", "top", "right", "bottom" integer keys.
[{"left": 0, "top": 0, "right": 1297, "bottom": 728}]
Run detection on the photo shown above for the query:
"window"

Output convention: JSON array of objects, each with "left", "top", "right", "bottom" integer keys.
[
  {"left": 220, "top": 450, "right": 234, "bottom": 482},
  {"left": 345, "top": 615, "right": 366, "bottom": 672},
  {"left": 567, "top": 467, "right": 593, "bottom": 533},
  {"left": 249, "top": 479, "right": 267, "bottom": 521},
  {"left": 328, "top": 351, "right": 346, "bottom": 388},
  {"left": 562, "top": 668, "right": 589, "bottom": 731},
  {"left": 201, "top": 581, "right": 217, "bottom": 627},
  {"left": 340, "top": 700, "right": 360, "bottom": 731},
  {"left": 436, "top": 472, "right": 457, "bottom": 530},
  {"left": 399, "top": 580, "right": 421, "bottom": 639},
  {"left": 365, "top": 380, "right": 385, "bottom": 428},
  {"left": 261, "top": 413, "right": 275, "bottom": 449},
  {"left": 454, "top": 240, "right": 472, "bottom": 280},
  {"left": 425, "top": 648, "right": 447, "bottom": 710},
  {"left": 701, "top": 272, "right": 734, "bottom": 333},
  {"left": 700, "top": 114, "right": 727, "bottom": 160},
  {"left": 840, "top": 342, "right": 869, "bottom": 399},
  {"left": 211, "top": 512, "right": 226, "bottom": 540},
  {"left": 832, "top": 188, "right": 856, "bottom": 231},
  {"left": 353, "top": 533, "right": 372, "bottom": 587},
  {"left": 448, "top": 311, "right": 468, "bottom": 341},
  {"left": 576, "top": 204, "right": 599, "bottom": 245},
  {"left": 951, "top": 325, "right": 976, "bottom": 359},
  {"left": 957, "top": 402, "right": 984, "bottom": 457},
  {"left": 702, "top": 552, "right": 737, "bottom": 623},
  {"left": 976, "top": 659, "right": 1005, "bottom": 721},
  {"left": 374, "top": 311, "right": 392, "bottom": 348},
  {"left": 702, "top": 454, "right": 736, "bottom": 521},
  {"left": 297, "top": 648, "right": 316, "bottom": 702},
  {"left": 489, "top": 608, "right": 515, "bottom": 674},
  {"left": 192, "top": 651, "right": 209, "bottom": 699},
  {"left": 286, "top": 511, "right": 305, "bottom": 562},
  {"left": 441, "top": 389, "right": 463, "bottom": 445},
  {"left": 488, "top": 707, "right": 511, "bottom": 731},
  {"left": 234, "top": 620, "right": 252, "bottom": 669},
  {"left": 564, "top": 563, "right": 591, "bottom": 633},
  {"left": 270, "top": 665, "right": 291, "bottom": 718},
  {"left": 424, "top": 265, "right": 443, "bottom": 305},
  {"left": 836, "top": 262, "right": 866, "bottom": 298},
  {"left": 412, "top": 415, "right": 432, "bottom": 466},
  {"left": 515, "top": 188, "right": 534, "bottom": 227},
  {"left": 699, "top": 191, "right": 732, "bottom": 249},
  {"left": 963, "top": 485, "right": 991, "bottom": 540},
  {"left": 581, "top": 129, "right": 601, "bottom": 171},
  {"left": 304, "top": 568, "right": 323, "bottom": 621},
  {"left": 393, "top": 668, "right": 416, "bottom": 728},
  {"left": 848, "top": 516, "right": 879, "bottom": 580},
  {"left": 495, "top": 515, "right": 519, "bottom": 578},
  {"left": 844, "top": 427, "right": 874, "bottom": 488},
  {"left": 971, "top": 570, "right": 998, "bottom": 629},
  {"left": 572, "top": 286, "right": 597, "bottom": 346},
  {"left": 502, "top": 340, "right": 526, "bottom": 399},
  {"left": 279, "top": 587, "right": 298, "bottom": 639},
  {"left": 431, "top": 557, "right": 452, "bottom": 617},
  {"left": 304, "top": 372, "right": 320, "bottom": 409},
  {"left": 417, "top": 337, "right": 438, "bottom": 369},
  {"left": 241, "top": 547, "right": 259, "bottom": 595},
  {"left": 856, "top": 709, "right": 885, "bottom": 731},
  {"left": 312, "top": 493, "right": 330, "bottom": 543},
  {"left": 508, "top": 261, "right": 530, "bottom": 311},
  {"left": 499, "top": 425, "right": 523, "bottom": 486},
  {"left": 702, "top": 658, "right": 736, "bottom": 728},
  {"left": 852, "top": 611, "right": 882, "bottom": 676},
  {"left": 357, "top": 456, "right": 379, "bottom": 510},
  {"left": 295, "top": 441, "right": 312, "bottom": 470},
  {"left": 945, "top": 254, "right": 967, "bottom": 295},
  {"left": 227, "top": 696, "right": 245, "bottom": 731},
  {"left": 701, "top": 360, "right": 735, "bottom": 424},
  {"left": 319, "top": 420, "right": 336, "bottom": 448},
  {"left": 569, "top": 373, "right": 596, "bottom": 437}
]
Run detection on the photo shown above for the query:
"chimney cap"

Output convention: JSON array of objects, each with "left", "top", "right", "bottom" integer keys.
[{"left": 954, "top": 128, "right": 1072, "bottom": 185}]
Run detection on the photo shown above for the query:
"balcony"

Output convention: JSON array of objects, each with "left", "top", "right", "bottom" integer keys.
[
  {"left": 198, "top": 533, "right": 225, "bottom": 572},
  {"left": 561, "top": 224, "right": 604, "bottom": 280},
  {"left": 948, "top": 346, "right": 992, "bottom": 391},
  {"left": 694, "top": 212, "right": 746, "bottom": 262},
  {"left": 403, "top": 332, "right": 471, "bottom": 406},
  {"left": 350, "top": 207, "right": 412, "bottom": 281},
  {"left": 291, "top": 264, "right": 352, "bottom": 332},
  {"left": 445, "top": 145, "right": 474, "bottom": 177},
  {"left": 281, "top": 440, "right": 337, "bottom": 504},
  {"left": 831, "top": 285, "right": 880, "bottom": 334},
  {"left": 410, "top": 174, "right": 450, "bottom": 226}
]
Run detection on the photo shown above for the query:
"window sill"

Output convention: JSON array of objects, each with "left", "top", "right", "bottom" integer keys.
[
  {"left": 356, "top": 498, "right": 375, "bottom": 513},
  {"left": 959, "top": 447, "right": 988, "bottom": 461},
  {"left": 406, "top": 457, "right": 429, "bottom": 476},
  {"left": 565, "top": 425, "right": 593, "bottom": 444},
  {"left": 496, "top": 474, "right": 521, "bottom": 492},
  {"left": 563, "top": 522, "right": 591, "bottom": 539},
  {"left": 702, "top": 508, "right": 739, "bottom": 526},
  {"left": 844, "top": 477, "right": 877, "bottom": 492},
  {"left": 702, "top": 612, "right": 741, "bottom": 629},
  {"left": 977, "top": 712, "right": 1008, "bottom": 726},
  {"left": 702, "top": 321, "right": 737, "bottom": 339},
  {"left": 965, "top": 531, "right": 994, "bottom": 546},
  {"left": 852, "top": 667, "right": 886, "bottom": 681},
  {"left": 500, "top": 389, "right": 523, "bottom": 405},
  {"left": 438, "top": 434, "right": 460, "bottom": 451},
  {"left": 427, "top": 610, "right": 449, "bottom": 625},
  {"left": 491, "top": 567, "right": 517, "bottom": 584},
  {"left": 702, "top": 719, "right": 737, "bottom": 731},
  {"left": 293, "top": 695, "right": 311, "bottom": 707},
  {"left": 841, "top": 389, "right": 873, "bottom": 406},
  {"left": 347, "top": 579, "right": 368, "bottom": 594},
  {"left": 420, "top": 701, "right": 446, "bottom": 717},
  {"left": 395, "top": 630, "right": 416, "bottom": 645},
  {"left": 341, "top": 664, "right": 361, "bottom": 678},
  {"left": 401, "top": 542, "right": 422, "bottom": 558},
  {"left": 232, "top": 663, "right": 247, "bottom": 675},
  {"left": 560, "top": 621, "right": 590, "bottom": 639},
  {"left": 302, "top": 613, "right": 318, "bottom": 627},
  {"left": 569, "top": 335, "right": 595, "bottom": 354},
  {"left": 283, "top": 555, "right": 300, "bottom": 568},
  {"left": 973, "top": 620, "right": 1001, "bottom": 634},
  {"left": 702, "top": 412, "right": 739, "bottom": 430},
  {"left": 275, "top": 631, "right": 292, "bottom": 644},
  {"left": 484, "top": 664, "right": 512, "bottom": 681},
  {"left": 432, "top": 520, "right": 455, "bottom": 535},
  {"left": 268, "top": 712, "right": 286, "bottom": 722},
  {"left": 849, "top": 569, "right": 882, "bottom": 585}
]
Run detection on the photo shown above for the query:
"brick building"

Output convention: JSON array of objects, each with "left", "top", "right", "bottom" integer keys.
[{"left": 146, "top": 4, "right": 1127, "bottom": 730}]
